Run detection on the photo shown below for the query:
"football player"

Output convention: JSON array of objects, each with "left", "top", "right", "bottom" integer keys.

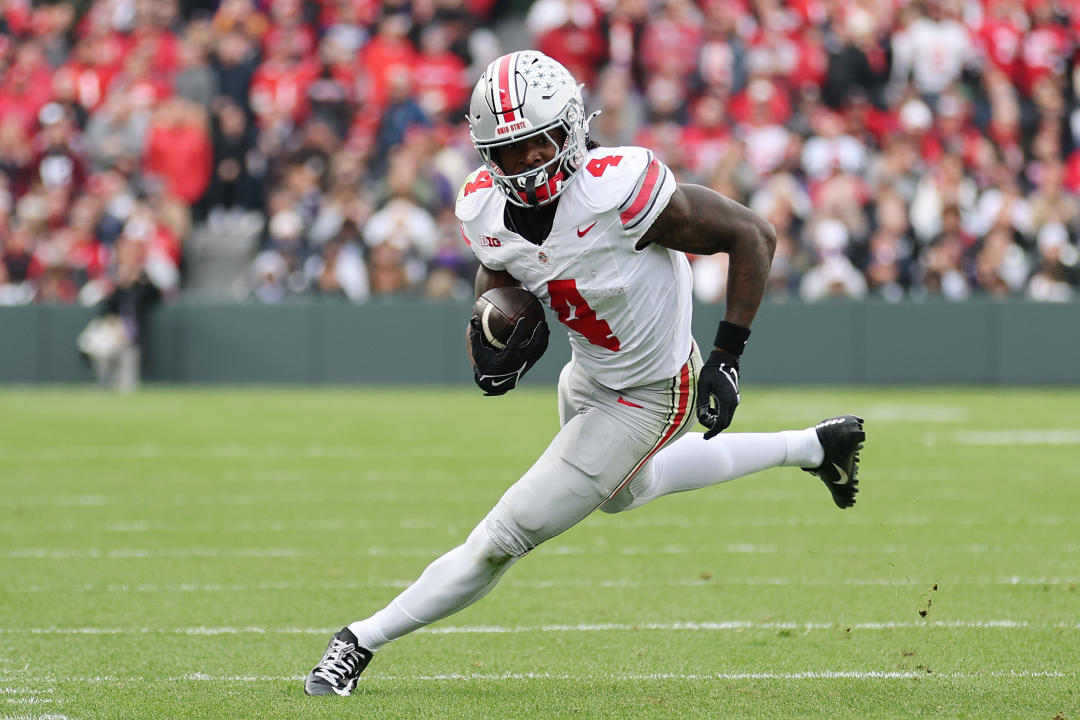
[{"left": 306, "top": 51, "right": 865, "bottom": 696}]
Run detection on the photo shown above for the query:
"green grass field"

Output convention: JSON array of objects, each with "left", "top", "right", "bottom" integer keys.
[{"left": 1, "top": 386, "right": 1078, "bottom": 719}]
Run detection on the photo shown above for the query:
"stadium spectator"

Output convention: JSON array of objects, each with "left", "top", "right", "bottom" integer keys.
[
  {"left": 891, "top": 0, "right": 977, "bottom": 103},
  {"left": 799, "top": 218, "right": 868, "bottom": 301},
  {"left": 1027, "top": 221, "right": 1079, "bottom": 301},
  {"left": 84, "top": 91, "right": 151, "bottom": 174},
  {"left": 143, "top": 97, "right": 213, "bottom": 206},
  {"left": 212, "top": 30, "right": 260, "bottom": 112},
  {"left": 305, "top": 230, "right": 369, "bottom": 302},
  {"left": 411, "top": 22, "right": 470, "bottom": 122},
  {"left": 822, "top": 7, "right": 888, "bottom": 109},
  {"left": 972, "top": 224, "right": 1031, "bottom": 296},
  {"left": 0, "top": 118, "right": 34, "bottom": 198},
  {"left": 371, "top": 66, "right": 430, "bottom": 172},
  {"left": 77, "top": 233, "right": 163, "bottom": 391},
  {"left": 174, "top": 27, "right": 219, "bottom": 108},
  {"left": 366, "top": 240, "right": 409, "bottom": 296},
  {"left": 33, "top": 102, "right": 87, "bottom": 198},
  {"left": 588, "top": 65, "right": 646, "bottom": 148},
  {"left": 205, "top": 98, "right": 264, "bottom": 218}
]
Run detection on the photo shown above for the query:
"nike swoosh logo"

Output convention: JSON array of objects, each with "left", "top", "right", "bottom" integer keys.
[
  {"left": 577, "top": 221, "right": 598, "bottom": 237},
  {"left": 832, "top": 462, "right": 850, "bottom": 485},
  {"left": 490, "top": 377, "right": 513, "bottom": 387},
  {"left": 617, "top": 396, "right": 644, "bottom": 409}
]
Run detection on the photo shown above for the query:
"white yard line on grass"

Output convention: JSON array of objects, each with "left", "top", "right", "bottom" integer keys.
[
  {"left": 19, "top": 514, "right": 1075, "bottom": 532},
  {"left": 750, "top": 402, "right": 972, "bottom": 424},
  {"left": 0, "top": 493, "right": 477, "bottom": 508},
  {"left": 0, "top": 620, "right": 1076, "bottom": 635},
  {"left": 0, "top": 445, "right": 475, "bottom": 462},
  {"left": 1, "top": 670, "right": 1076, "bottom": 685},
  {"left": 8, "top": 543, "right": 1078, "bottom": 559},
  {"left": 6, "top": 576, "right": 1078, "bottom": 594},
  {"left": 2, "top": 699, "right": 57, "bottom": 705},
  {"left": 949, "top": 430, "right": 1080, "bottom": 446}
]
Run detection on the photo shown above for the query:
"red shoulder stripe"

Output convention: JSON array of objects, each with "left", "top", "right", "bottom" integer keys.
[{"left": 619, "top": 159, "right": 661, "bottom": 226}]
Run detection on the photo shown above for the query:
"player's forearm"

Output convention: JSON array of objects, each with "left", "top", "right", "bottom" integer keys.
[
  {"left": 721, "top": 227, "right": 775, "bottom": 333},
  {"left": 474, "top": 265, "right": 520, "bottom": 299}
]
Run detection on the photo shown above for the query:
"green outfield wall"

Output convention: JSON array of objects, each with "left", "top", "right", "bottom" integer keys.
[{"left": 1, "top": 299, "right": 1077, "bottom": 385}]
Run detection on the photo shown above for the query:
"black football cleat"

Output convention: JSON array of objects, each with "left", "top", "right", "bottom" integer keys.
[
  {"left": 803, "top": 415, "right": 865, "bottom": 509},
  {"left": 304, "top": 627, "right": 373, "bottom": 696}
]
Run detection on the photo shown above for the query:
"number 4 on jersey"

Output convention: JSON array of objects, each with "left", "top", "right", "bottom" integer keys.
[
  {"left": 586, "top": 155, "right": 622, "bottom": 177},
  {"left": 463, "top": 170, "right": 492, "bottom": 196},
  {"left": 547, "top": 279, "right": 620, "bottom": 351}
]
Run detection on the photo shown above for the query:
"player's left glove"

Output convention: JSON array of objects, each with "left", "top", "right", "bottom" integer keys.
[
  {"left": 696, "top": 321, "right": 750, "bottom": 439},
  {"left": 468, "top": 317, "right": 549, "bottom": 396},
  {"left": 697, "top": 349, "right": 740, "bottom": 438}
]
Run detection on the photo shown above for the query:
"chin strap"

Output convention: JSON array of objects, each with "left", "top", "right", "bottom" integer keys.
[{"left": 515, "top": 170, "right": 565, "bottom": 206}]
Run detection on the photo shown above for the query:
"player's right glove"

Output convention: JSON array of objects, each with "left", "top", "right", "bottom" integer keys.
[{"left": 468, "top": 317, "right": 549, "bottom": 396}]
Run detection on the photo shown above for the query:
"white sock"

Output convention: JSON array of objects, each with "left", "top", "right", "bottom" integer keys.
[
  {"left": 348, "top": 524, "right": 517, "bottom": 651},
  {"left": 621, "top": 428, "right": 823, "bottom": 510}
]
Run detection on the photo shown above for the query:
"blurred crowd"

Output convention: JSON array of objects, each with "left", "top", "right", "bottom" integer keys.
[{"left": 0, "top": 0, "right": 1079, "bottom": 308}]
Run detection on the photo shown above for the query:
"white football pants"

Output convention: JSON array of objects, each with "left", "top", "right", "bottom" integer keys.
[{"left": 348, "top": 346, "right": 823, "bottom": 650}]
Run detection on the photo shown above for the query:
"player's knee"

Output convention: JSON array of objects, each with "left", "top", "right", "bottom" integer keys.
[
  {"left": 482, "top": 486, "right": 554, "bottom": 557},
  {"left": 598, "top": 486, "right": 633, "bottom": 514},
  {"left": 464, "top": 522, "right": 515, "bottom": 571}
]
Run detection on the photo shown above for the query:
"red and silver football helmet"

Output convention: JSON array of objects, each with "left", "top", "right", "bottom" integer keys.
[{"left": 467, "top": 51, "right": 590, "bottom": 208}]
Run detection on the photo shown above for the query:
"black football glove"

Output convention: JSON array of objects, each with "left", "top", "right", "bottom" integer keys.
[
  {"left": 696, "top": 349, "right": 740, "bottom": 439},
  {"left": 468, "top": 316, "right": 549, "bottom": 396}
]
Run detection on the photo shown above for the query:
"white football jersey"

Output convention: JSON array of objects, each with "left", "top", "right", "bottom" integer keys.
[{"left": 457, "top": 145, "right": 694, "bottom": 390}]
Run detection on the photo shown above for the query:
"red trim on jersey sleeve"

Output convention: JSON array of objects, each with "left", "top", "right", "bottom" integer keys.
[
  {"left": 619, "top": 159, "right": 662, "bottom": 226},
  {"left": 459, "top": 222, "right": 471, "bottom": 246}
]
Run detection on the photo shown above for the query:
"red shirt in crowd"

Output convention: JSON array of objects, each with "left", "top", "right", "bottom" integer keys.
[
  {"left": 143, "top": 115, "right": 212, "bottom": 205},
  {"left": 67, "top": 234, "right": 109, "bottom": 280},
  {"left": 728, "top": 79, "right": 792, "bottom": 127},
  {"left": 250, "top": 55, "right": 320, "bottom": 124},
  {"left": 1021, "top": 21, "right": 1072, "bottom": 94},
  {"left": 0, "top": 64, "right": 54, "bottom": 135},
  {"left": 536, "top": 22, "right": 607, "bottom": 88},
  {"left": 359, "top": 32, "right": 417, "bottom": 113},
  {"left": 640, "top": 10, "right": 703, "bottom": 82},
  {"left": 412, "top": 50, "right": 468, "bottom": 117},
  {"left": 787, "top": 32, "right": 828, "bottom": 91},
  {"left": 977, "top": 12, "right": 1025, "bottom": 84}
]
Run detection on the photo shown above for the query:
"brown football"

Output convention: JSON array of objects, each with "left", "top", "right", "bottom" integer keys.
[{"left": 472, "top": 286, "right": 546, "bottom": 350}]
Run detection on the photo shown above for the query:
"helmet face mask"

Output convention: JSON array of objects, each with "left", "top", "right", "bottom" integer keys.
[{"left": 468, "top": 51, "right": 588, "bottom": 208}]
